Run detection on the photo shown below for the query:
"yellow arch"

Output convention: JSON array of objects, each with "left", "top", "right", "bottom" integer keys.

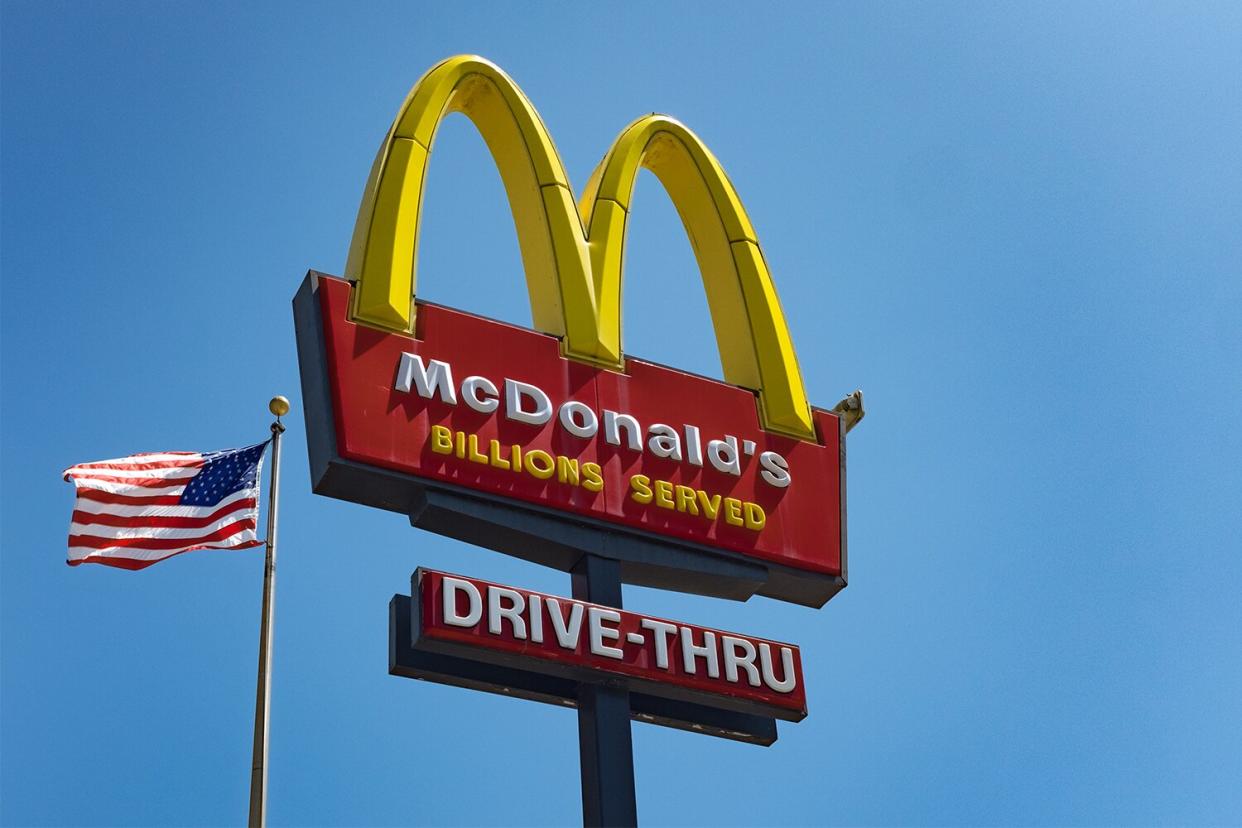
[
  {"left": 578, "top": 116, "right": 813, "bottom": 439},
  {"left": 344, "top": 55, "right": 600, "bottom": 359},
  {"left": 346, "top": 55, "right": 816, "bottom": 441}
]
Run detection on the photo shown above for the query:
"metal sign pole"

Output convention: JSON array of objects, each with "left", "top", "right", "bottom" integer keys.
[{"left": 572, "top": 554, "right": 638, "bottom": 827}]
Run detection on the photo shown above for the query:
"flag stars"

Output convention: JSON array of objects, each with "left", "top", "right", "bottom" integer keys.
[{"left": 179, "top": 442, "right": 268, "bottom": 507}]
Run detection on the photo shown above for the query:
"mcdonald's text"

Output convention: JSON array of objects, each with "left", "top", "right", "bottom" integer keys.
[{"left": 398, "top": 353, "right": 794, "bottom": 488}]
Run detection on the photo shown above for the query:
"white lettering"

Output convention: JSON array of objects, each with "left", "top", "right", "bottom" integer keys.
[
  {"left": 487, "top": 586, "right": 527, "bottom": 639},
  {"left": 528, "top": 594, "right": 544, "bottom": 644},
  {"left": 759, "top": 642, "right": 797, "bottom": 693},
  {"left": 559, "top": 401, "right": 599, "bottom": 439},
  {"left": 759, "top": 451, "right": 791, "bottom": 488},
  {"left": 394, "top": 359, "right": 795, "bottom": 489},
  {"left": 441, "top": 576, "right": 482, "bottom": 628},
  {"left": 587, "top": 607, "right": 623, "bottom": 659},
  {"left": 721, "top": 635, "right": 761, "bottom": 686},
  {"left": 640, "top": 618, "right": 679, "bottom": 670},
  {"left": 504, "top": 379, "right": 553, "bottom": 426},
  {"left": 684, "top": 425, "right": 704, "bottom": 467},
  {"left": 648, "top": 424, "right": 683, "bottom": 461},
  {"left": 395, "top": 353, "right": 457, "bottom": 404},
  {"left": 603, "top": 410, "right": 642, "bottom": 451},
  {"left": 680, "top": 627, "right": 720, "bottom": 678},
  {"left": 707, "top": 435, "right": 741, "bottom": 476},
  {"left": 461, "top": 375, "right": 499, "bottom": 414},
  {"left": 545, "top": 598, "right": 584, "bottom": 650}
]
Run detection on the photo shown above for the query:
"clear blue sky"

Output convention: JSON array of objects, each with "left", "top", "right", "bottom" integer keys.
[{"left": 3, "top": 2, "right": 1240, "bottom": 825}]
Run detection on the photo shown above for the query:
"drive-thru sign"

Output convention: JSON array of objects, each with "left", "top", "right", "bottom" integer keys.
[{"left": 412, "top": 568, "right": 806, "bottom": 720}]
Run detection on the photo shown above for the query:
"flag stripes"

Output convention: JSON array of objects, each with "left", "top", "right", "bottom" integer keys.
[{"left": 71, "top": 498, "right": 257, "bottom": 528}]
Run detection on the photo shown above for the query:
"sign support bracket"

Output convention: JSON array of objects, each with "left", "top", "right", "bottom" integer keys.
[{"left": 572, "top": 554, "right": 639, "bottom": 827}]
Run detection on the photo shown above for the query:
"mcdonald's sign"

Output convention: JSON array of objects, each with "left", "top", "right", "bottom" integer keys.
[{"left": 294, "top": 56, "right": 860, "bottom": 608}]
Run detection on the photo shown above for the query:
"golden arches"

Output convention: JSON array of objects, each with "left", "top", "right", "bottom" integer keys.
[{"left": 345, "top": 55, "right": 816, "bottom": 441}]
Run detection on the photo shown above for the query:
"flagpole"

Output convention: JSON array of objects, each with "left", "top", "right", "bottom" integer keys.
[{"left": 249, "top": 396, "right": 288, "bottom": 828}]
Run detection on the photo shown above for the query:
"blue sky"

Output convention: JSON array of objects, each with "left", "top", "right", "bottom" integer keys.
[{"left": 3, "top": 2, "right": 1240, "bottom": 825}]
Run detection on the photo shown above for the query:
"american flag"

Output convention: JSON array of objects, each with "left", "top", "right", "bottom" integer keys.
[{"left": 63, "top": 442, "right": 269, "bottom": 570}]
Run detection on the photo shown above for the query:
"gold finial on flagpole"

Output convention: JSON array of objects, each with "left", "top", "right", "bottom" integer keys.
[{"left": 268, "top": 396, "right": 290, "bottom": 419}]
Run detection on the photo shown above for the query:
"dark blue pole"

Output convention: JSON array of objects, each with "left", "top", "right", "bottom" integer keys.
[{"left": 573, "top": 554, "right": 638, "bottom": 827}]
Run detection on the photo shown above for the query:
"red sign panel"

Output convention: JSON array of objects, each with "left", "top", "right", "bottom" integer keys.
[
  {"left": 314, "top": 275, "right": 843, "bottom": 580},
  {"left": 414, "top": 569, "right": 807, "bottom": 720}
]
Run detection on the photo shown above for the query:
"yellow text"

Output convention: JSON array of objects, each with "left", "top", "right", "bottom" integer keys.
[
  {"left": 429, "top": 426, "right": 603, "bottom": 492},
  {"left": 628, "top": 474, "right": 765, "bottom": 532}
]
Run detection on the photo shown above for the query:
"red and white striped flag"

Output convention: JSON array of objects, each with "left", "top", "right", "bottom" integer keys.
[{"left": 63, "top": 442, "right": 269, "bottom": 570}]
